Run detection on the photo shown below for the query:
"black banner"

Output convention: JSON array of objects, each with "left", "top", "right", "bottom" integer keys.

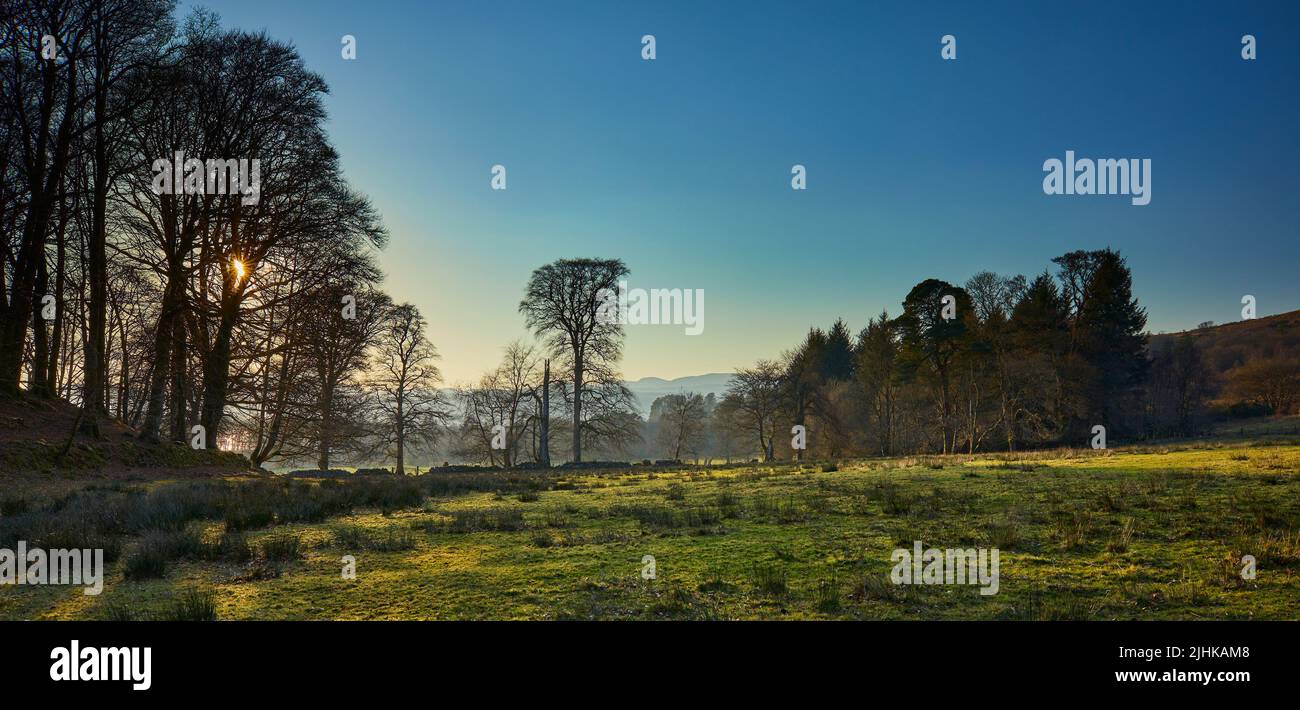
[{"left": 1, "top": 621, "right": 1285, "bottom": 698}]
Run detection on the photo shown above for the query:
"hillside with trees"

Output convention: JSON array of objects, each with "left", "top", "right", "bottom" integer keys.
[{"left": 0, "top": 3, "right": 420, "bottom": 473}]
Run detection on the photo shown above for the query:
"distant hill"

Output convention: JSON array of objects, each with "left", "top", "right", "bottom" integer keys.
[
  {"left": 1150, "top": 309, "right": 1300, "bottom": 375},
  {"left": 624, "top": 373, "right": 734, "bottom": 416}
]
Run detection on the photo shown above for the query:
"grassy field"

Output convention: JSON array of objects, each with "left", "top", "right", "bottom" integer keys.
[{"left": 3, "top": 439, "right": 1299, "bottom": 620}]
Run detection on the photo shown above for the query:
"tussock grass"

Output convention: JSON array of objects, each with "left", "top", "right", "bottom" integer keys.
[
  {"left": 750, "top": 563, "right": 788, "bottom": 597},
  {"left": 985, "top": 516, "right": 1023, "bottom": 550},
  {"left": 1012, "top": 589, "right": 1099, "bottom": 621},
  {"left": 610, "top": 503, "right": 722, "bottom": 530},
  {"left": 1054, "top": 509, "right": 1094, "bottom": 550},
  {"left": 259, "top": 534, "right": 302, "bottom": 561},
  {"left": 165, "top": 589, "right": 217, "bottom": 621},
  {"left": 205, "top": 531, "right": 252, "bottom": 562},
  {"left": 438, "top": 507, "right": 527, "bottom": 533},
  {"left": 123, "top": 528, "right": 203, "bottom": 580},
  {"left": 852, "top": 573, "right": 920, "bottom": 604},
  {"left": 815, "top": 576, "right": 842, "bottom": 612},
  {"left": 331, "top": 525, "right": 417, "bottom": 552},
  {"left": 1106, "top": 518, "right": 1136, "bottom": 553}
]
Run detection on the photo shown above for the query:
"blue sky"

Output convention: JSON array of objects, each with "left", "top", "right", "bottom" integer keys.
[{"left": 184, "top": 0, "right": 1300, "bottom": 383}]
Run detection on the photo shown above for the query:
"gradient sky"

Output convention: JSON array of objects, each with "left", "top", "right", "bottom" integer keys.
[{"left": 183, "top": 0, "right": 1300, "bottom": 383}]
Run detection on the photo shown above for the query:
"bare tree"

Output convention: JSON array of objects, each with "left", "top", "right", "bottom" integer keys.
[
  {"left": 725, "top": 360, "right": 784, "bottom": 461},
  {"left": 79, "top": 0, "right": 173, "bottom": 434},
  {"left": 454, "top": 342, "right": 542, "bottom": 467},
  {"left": 1228, "top": 358, "right": 1299, "bottom": 417},
  {"left": 532, "top": 358, "right": 551, "bottom": 467},
  {"left": 653, "top": 391, "right": 709, "bottom": 461},
  {"left": 300, "top": 284, "right": 390, "bottom": 469},
  {"left": 371, "top": 303, "right": 447, "bottom": 473},
  {"left": 0, "top": 0, "right": 94, "bottom": 395},
  {"left": 519, "top": 258, "right": 629, "bottom": 463},
  {"left": 710, "top": 394, "right": 749, "bottom": 463}
]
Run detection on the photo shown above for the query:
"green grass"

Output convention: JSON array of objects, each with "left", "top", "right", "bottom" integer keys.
[{"left": 3, "top": 439, "right": 1299, "bottom": 620}]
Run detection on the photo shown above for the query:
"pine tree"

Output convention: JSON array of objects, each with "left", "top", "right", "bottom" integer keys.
[
  {"left": 1010, "top": 273, "right": 1071, "bottom": 444},
  {"left": 821, "top": 319, "right": 854, "bottom": 380},
  {"left": 895, "top": 279, "right": 972, "bottom": 453},
  {"left": 1074, "top": 249, "right": 1148, "bottom": 433}
]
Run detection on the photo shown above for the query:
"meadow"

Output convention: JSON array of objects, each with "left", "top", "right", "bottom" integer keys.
[{"left": 2, "top": 439, "right": 1299, "bottom": 621}]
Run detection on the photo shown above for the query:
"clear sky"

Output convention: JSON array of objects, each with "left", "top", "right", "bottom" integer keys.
[{"left": 183, "top": 0, "right": 1300, "bottom": 384}]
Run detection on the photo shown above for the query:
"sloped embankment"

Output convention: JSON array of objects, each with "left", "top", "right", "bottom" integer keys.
[{"left": 0, "top": 395, "right": 250, "bottom": 478}]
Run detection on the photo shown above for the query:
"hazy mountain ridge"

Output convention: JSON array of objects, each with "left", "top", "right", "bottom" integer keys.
[{"left": 624, "top": 373, "right": 734, "bottom": 416}]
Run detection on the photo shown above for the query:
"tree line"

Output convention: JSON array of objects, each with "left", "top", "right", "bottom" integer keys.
[
  {"left": 706, "top": 247, "right": 1292, "bottom": 462},
  {"left": 444, "top": 247, "right": 1281, "bottom": 468},
  {"left": 1, "top": 2, "right": 453, "bottom": 471}
]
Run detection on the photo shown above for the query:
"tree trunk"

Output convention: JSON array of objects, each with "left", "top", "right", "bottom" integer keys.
[
  {"left": 539, "top": 359, "right": 550, "bottom": 467},
  {"left": 139, "top": 267, "right": 184, "bottom": 443},
  {"left": 199, "top": 296, "right": 239, "bottom": 442},
  {"left": 571, "top": 359, "right": 583, "bottom": 463},
  {"left": 255, "top": 347, "right": 294, "bottom": 467},
  {"left": 117, "top": 316, "right": 129, "bottom": 420},
  {"left": 394, "top": 397, "right": 405, "bottom": 474},
  {"left": 45, "top": 194, "right": 68, "bottom": 396},
  {"left": 0, "top": 192, "right": 52, "bottom": 395},
  {"left": 939, "top": 368, "right": 953, "bottom": 454},
  {"left": 30, "top": 251, "right": 50, "bottom": 397},
  {"left": 82, "top": 102, "right": 111, "bottom": 435},
  {"left": 793, "top": 408, "right": 805, "bottom": 462},
  {"left": 168, "top": 310, "right": 188, "bottom": 443},
  {"left": 317, "top": 388, "right": 334, "bottom": 470},
  {"left": 503, "top": 413, "right": 514, "bottom": 468}
]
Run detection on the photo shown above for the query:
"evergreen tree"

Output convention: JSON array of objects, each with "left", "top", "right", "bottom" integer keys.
[
  {"left": 1074, "top": 249, "right": 1148, "bottom": 433},
  {"left": 856, "top": 311, "right": 900, "bottom": 456},
  {"left": 895, "top": 279, "right": 972, "bottom": 453},
  {"left": 821, "top": 319, "right": 855, "bottom": 380},
  {"left": 1009, "top": 272, "right": 1071, "bottom": 443}
]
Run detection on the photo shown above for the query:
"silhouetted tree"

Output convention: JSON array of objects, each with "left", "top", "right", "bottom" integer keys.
[
  {"left": 856, "top": 311, "right": 899, "bottom": 455},
  {"left": 519, "top": 258, "right": 629, "bottom": 463},
  {"left": 372, "top": 303, "right": 448, "bottom": 473},
  {"left": 1010, "top": 272, "right": 1070, "bottom": 444},
  {"left": 1063, "top": 249, "right": 1148, "bottom": 436},
  {"left": 895, "top": 279, "right": 971, "bottom": 453},
  {"left": 822, "top": 318, "right": 854, "bottom": 380}
]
